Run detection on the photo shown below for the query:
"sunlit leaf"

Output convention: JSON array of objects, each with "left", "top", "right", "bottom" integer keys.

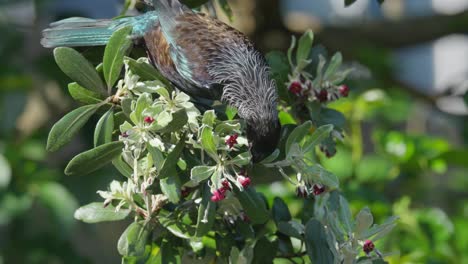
[{"left": 74, "top": 202, "right": 130, "bottom": 223}]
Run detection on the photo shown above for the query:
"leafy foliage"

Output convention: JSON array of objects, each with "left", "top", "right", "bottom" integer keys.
[{"left": 45, "top": 16, "right": 398, "bottom": 263}]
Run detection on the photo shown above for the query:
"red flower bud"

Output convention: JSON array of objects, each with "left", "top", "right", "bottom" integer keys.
[
  {"left": 237, "top": 175, "right": 251, "bottom": 188},
  {"left": 225, "top": 134, "right": 239, "bottom": 149},
  {"left": 313, "top": 184, "right": 326, "bottom": 195},
  {"left": 363, "top": 240, "right": 375, "bottom": 255},
  {"left": 288, "top": 81, "right": 303, "bottom": 95},
  {"left": 121, "top": 131, "right": 129, "bottom": 138},
  {"left": 211, "top": 189, "right": 226, "bottom": 202},
  {"left": 339, "top": 85, "right": 349, "bottom": 97},
  {"left": 144, "top": 116, "right": 155, "bottom": 124},
  {"left": 221, "top": 179, "right": 231, "bottom": 191},
  {"left": 317, "top": 89, "right": 328, "bottom": 102}
]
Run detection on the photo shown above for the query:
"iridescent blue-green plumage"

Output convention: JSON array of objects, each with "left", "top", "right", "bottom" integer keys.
[{"left": 42, "top": 0, "right": 280, "bottom": 162}]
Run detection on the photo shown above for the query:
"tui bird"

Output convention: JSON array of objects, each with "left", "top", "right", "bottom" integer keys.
[{"left": 41, "top": 0, "right": 280, "bottom": 162}]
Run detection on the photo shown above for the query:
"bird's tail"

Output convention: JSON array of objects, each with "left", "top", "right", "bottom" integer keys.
[{"left": 41, "top": 13, "right": 159, "bottom": 48}]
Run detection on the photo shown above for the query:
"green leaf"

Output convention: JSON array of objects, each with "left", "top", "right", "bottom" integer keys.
[
  {"left": 37, "top": 182, "right": 78, "bottom": 235},
  {"left": 285, "top": 121, "right": 312, "bottom": 155},
  {"left": 324, "top": 52, "right": 343, "bottom": 80},
  {"left": 125, "top": 57, "right": 171, "bottom": 86},
  {"left": 305, "top": 219, "right": 334, "bottom": 264},
  {"left": 157, "top": 109, "right": 188, "bottom": 133},
  {"left": 0, "top": 154, "right": 11, "bottom": 189},
  {"left": 355, "top": 207, "right": 373, "bottom": 236},
  {"left": 302, "top": 124, "right": 334, "bottom": 153},
  {"left": 252, "top": 237, "right": 278, "bottom": 264},
  {"left": 103, "top": 26, "right": 133, "bottom": 88},
  {"left": 195, "top": 184, "right": 216, "bottom": 237},
  {"left": 94, "top": 108, "right": 114, "bottom": 147},
  {"left": 229, "top": 152, "right": 252, "bottom": 166},
  {"left": 287, "top": 36, "right": 297, "bottom": 67},
  {"left": 302, "top": 164, "right": 340, "bottom": 189},
  {"left": 296, "top": 30, "right": 314, "bottom": 65},
  {"left": 68, "top": 82, "right": 103, "bottom": 104},
  {"left": 234, "top": 187, "right": 269, "bottom": 225},
  {"left": 190, "top": 166, "right": 216, "bottom": 184},
  {"left": 278, "top": 221, "right": 305, "bottom": 239},
  {"left": 74, "top": 202, "right": 131, "bottom": 223},
  {"left": 160, "top": 168, "right": 181, "bottom": 203},
  {"left": 225, "top": 106, "right": 238, "bottom": 120},
  {"left": 272, "top": 197, "right": 291, "bottom": 223},
  {"left": 47, "top": 104, "right": 101, "bottom": 152},
  {"left": 359, "top": 216, "right": 398, "bottom": 241},
  {"left": 122, "top": 98, "right": 133, "bottom": 117},
  {"left": 201, "top": 127, "right": 218, "bottom": 160},
  {"left": 202, "top": 110, "right": 216, "bottom": 127},
  {"left": 339, "top": 196, "right": 353, "bottom": 233},
  {"left": 158, "top": 138, "right": 185, "bottom": 178},
  {"left": 53, "top": 47, "right": 105, "bottom": 95},
  {"left": 118, "top": 221, "right": 151, "bottom": 257},
  {"left": 65, "top": 141, "right": 124, "bottom": 176},
  {"left": 112, "top": 155, "right": 133, "bottom": 178},
  {"left": 279, "top": 111, "right": 297, "bottom": 126}
]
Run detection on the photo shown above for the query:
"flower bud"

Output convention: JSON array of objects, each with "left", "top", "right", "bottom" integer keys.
[
  {"left": 221, "top": 179, "right": 231, "bottom": 191},
  {"left": 211, "top": 189, "right": 226, "bottom": 202},
  {"left": 363, "top": 240, "right": 375, "bottom": 255},
  {"left": 339, "top": 85, "right": 349, "bottom": 97},
  {"left": 225, "top": 134, "right": 239, "bottom": 149},
  {"left": 144, "top": 116, "right": 155, "bottom": 124},
  {"left": 317, "top": 89, "right": 328, "bottom": 103},
  {"left": 288, "top": 81, "right": 303, "bottom": 95},
  {"left": 312, "top": 184, "right": 326, "bottom": 195},
  {"left": 237, "top": 175, "right": 251, "bottom": 188}
]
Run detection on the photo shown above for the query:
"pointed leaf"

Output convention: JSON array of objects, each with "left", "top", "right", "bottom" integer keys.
[
  {"left": 54, "top": 47, "right": 105, "bottom": 95},
  {"left": 229, "top": 151, "right": 252, "bottom": 166},
  {"left": 355, "top": 207, "right": 374, "bottom": 236},
  {"left": 74, "top": 202, "right": 131, "bottom": 223},
  {"left": 272, "top": 197, "right": 291, "bottom": 223},
  {"left": 118, "top": 221, "right": 151, "bottom": 257},
  {"left": 296, "top": 30, "right": 314, "bottom": 66},
  {"left": 157, "top": 109, "right": 188, "bottom": 133},
  {"left": 125, "top": 57, "right": 171, "bottom": 86},
  {"left": 195, "top": 184, "right": 216, "bottom": 237},
  {"left": 103, "top": 26, "right": 133, "bottom": 88},
  {"left": 285, "top": 121, "right": 312, "bottom": 156},
  {"left": 201, "top": 127, "right": 218, "bottom": 160},
  {"left": 68, "top": 82, "right": 103, "bottom": 104},
  {"left": 160, "top": 168, "right": 181, "bottom": 203},
  {"left": 159, "top": 138, "right": 185, "bottom": 179},
  {"left": 65, "top": 141, "right": 124, "bottom": 176},
  {"left": 324, "top": 52, "right": 343, "bottom": 80},
  {"left": 234, "top": 187, "right": 269, "bottom": 225},
  {"left": 305, "top": 219, "right": 334, "bottom": 264},
  {"left": 190, "top": 166, "right": 216, "bottom": 183},
  {"left": 94, "top": 108, "right": 114, "bottom": 147},
  {"left": 47, "top": 104, "right": 101, "bottom": 152}
]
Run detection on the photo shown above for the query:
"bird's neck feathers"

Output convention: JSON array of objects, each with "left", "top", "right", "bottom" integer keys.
[{"left": 209, "top": 45, "right": 279, "bottom": 135}]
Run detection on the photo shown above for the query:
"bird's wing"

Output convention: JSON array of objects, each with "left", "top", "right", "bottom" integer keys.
[{"left": 163, "top": 11, "right": 253, "bottom": 93}]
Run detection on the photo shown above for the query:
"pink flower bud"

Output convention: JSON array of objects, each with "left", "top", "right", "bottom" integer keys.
[
  {"left": 225, "top": 134, "right": 239, "bottom": 149},
  {"left": 317, "top": 89, "right": 328, "bottom": 103},
  {"left": 211, "top": 189, "right": 226, "bottom": 202},
  {"left": 339, "top": 85, "right": 349, "bottom": 97},
  {"left": 237, "top": 175, "right": 251, "bottom": 188},
  {"left": 144, "top": 116, "right": 155, "bottom": 124},
  {"left": 313, "top": 184, "right": 326, "bottom": 195},
  {"left": 363, "top": 240, "right": 375, "bottom": 255}
]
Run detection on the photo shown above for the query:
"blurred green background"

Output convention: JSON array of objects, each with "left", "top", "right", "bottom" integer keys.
[{"left": 1, "top": 0, "right": 468, "bottom": 263}]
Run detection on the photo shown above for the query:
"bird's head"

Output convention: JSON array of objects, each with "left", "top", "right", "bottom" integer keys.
[{"left": 246, "top": 117, "right": 281, "bottom": 163}]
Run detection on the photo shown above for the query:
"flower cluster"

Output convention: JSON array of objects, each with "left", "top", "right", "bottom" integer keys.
[
  {"left": 296, "top": 183, "right": 326, "bottom": 198},
  {"left": 288, "top": 74, "right": 350, "bottom": 103},
  {"left": 211, "top": 174, "right": 252, "bottom": 202}
]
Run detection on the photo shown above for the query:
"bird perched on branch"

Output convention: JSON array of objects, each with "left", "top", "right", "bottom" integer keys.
[{"left": 41, "top": 0, "right": 280, "bottom": 162}]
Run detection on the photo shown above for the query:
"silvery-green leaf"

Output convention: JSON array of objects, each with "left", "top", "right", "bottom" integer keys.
[
  {"left": 74, "top": 202, "right": 130, "bottom": 223},
  {"left": 296, "top": 30, "right": 314, "bottom": 68},
  {"left": 229, "top": 152, "right": 251, "bottom": 166},
  {"left": 202, "top": 110, "right": 216, "bottom": 127},
  {"left": 324, "top": 52, "right": 342, "bottom": 80},
  {"left": 355, "top": 207, "right": 374, "bottom": 236},
  {"left": 191, "top": 166, "right": 216, "bottom": 183}
]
